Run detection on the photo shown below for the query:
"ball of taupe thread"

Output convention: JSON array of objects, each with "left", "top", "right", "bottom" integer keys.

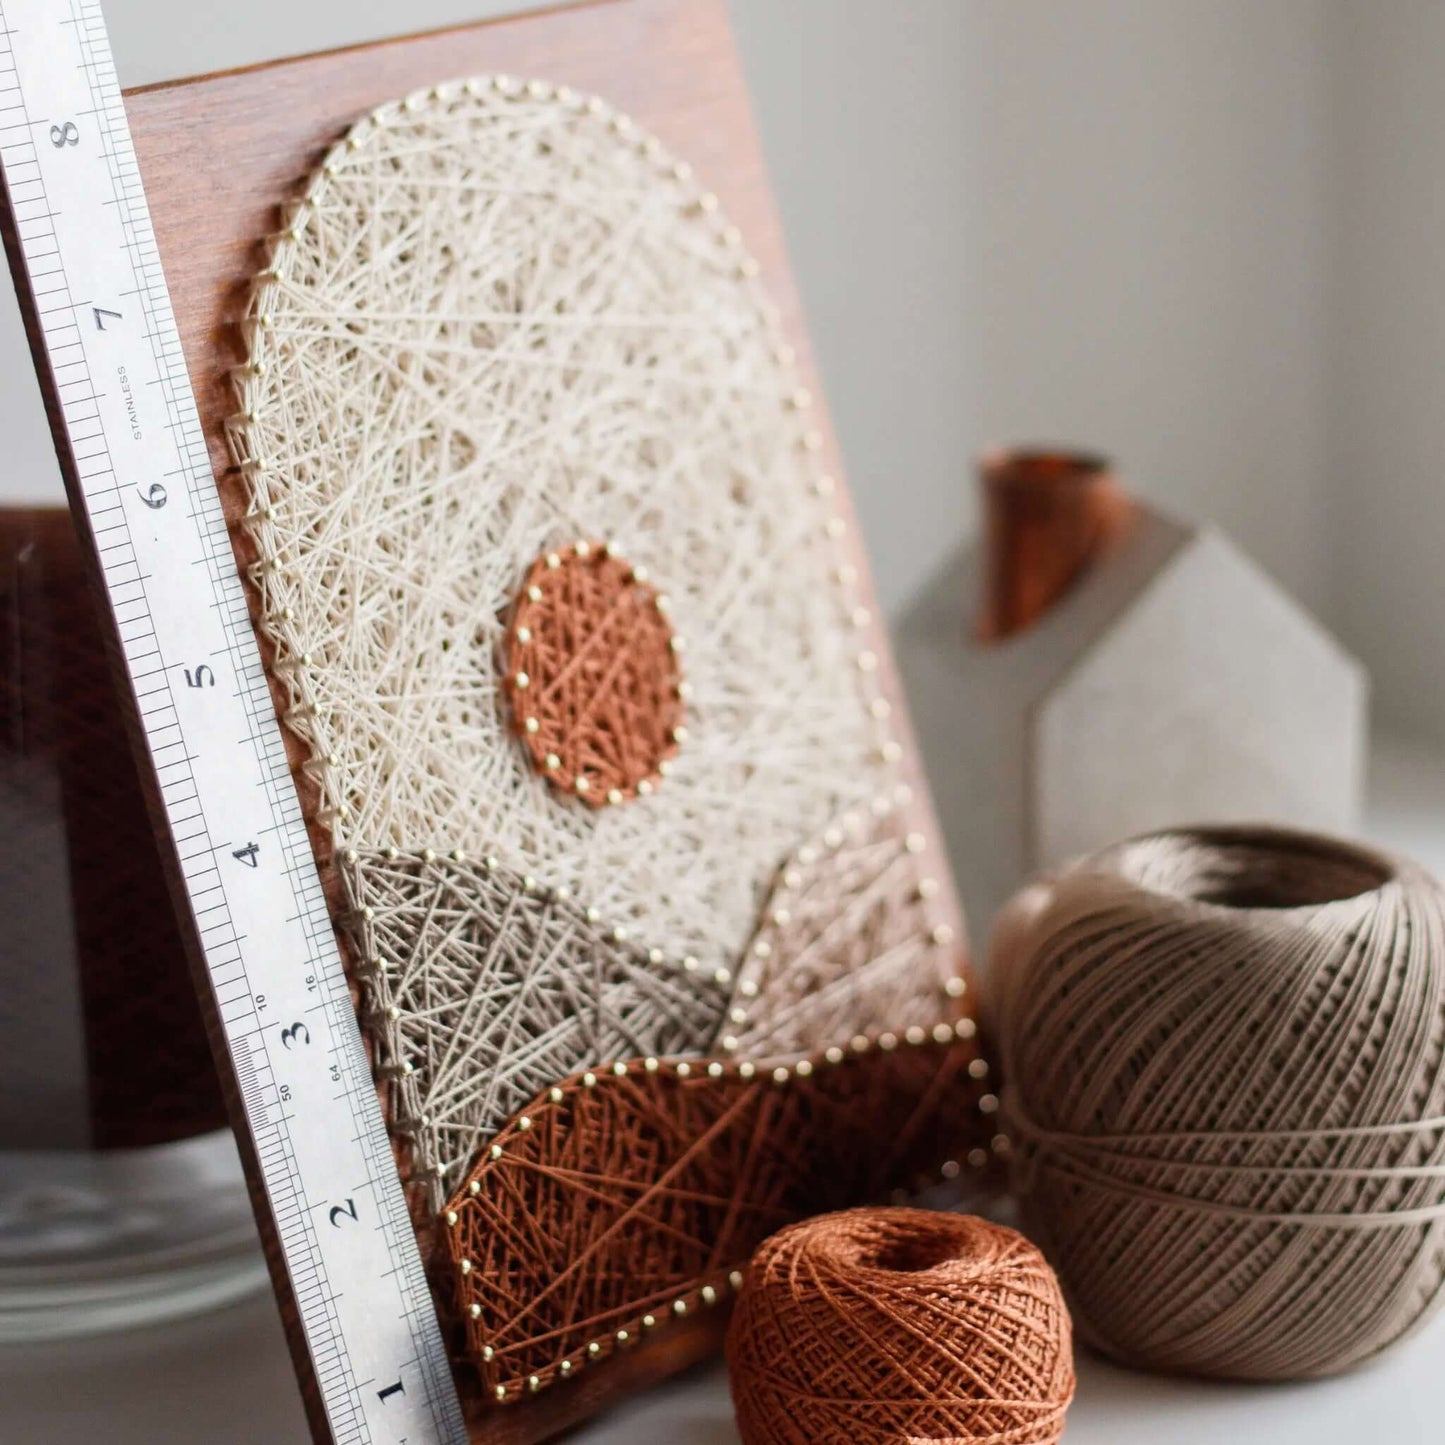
[
  {"left": 992, "top": 825, "right": 1445, "bottom": 1380},
  {"left": 726, "top": 1207, "right": 1074, "bottom": 1445}
]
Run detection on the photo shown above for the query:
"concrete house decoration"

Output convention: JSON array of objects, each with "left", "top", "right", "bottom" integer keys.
[{"left": 896, "top": 451, "right": 1369, "bottom": 937}]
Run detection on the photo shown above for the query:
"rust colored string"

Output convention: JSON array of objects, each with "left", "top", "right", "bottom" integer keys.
[
  {"left": 440, "top": 1028, "right": 992, "bottom": 1401},
  {"left": 727, "top": 1208, "right": 1074, "bottom": 1445},
  {"left": 504, "top": 540, "right": 684, "bottom": 806}
]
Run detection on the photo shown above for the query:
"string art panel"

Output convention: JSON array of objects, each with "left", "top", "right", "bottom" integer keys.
[{"left": 224, "top": 72, "right": 989, "bottom": 1435}]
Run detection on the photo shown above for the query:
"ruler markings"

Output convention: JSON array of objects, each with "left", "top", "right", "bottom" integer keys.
[{"left": 0, "top": 3, "right": 466, "bottom": 1442}]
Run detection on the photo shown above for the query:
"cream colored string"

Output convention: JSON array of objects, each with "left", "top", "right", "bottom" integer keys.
[{"left": 230, "top": 80, "right": 897, "bottom": 977}]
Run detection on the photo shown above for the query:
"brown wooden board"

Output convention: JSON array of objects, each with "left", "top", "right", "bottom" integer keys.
[{"left": 118, "top": 3, "right": 969, "bottom": 1440}]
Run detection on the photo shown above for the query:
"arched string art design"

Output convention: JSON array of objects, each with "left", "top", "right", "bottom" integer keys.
[
  {"left": 503, "top": 540, "right": 684, "bottom": 805},
  {"left": 226, "top": 73, "right": 992, "bottom": 1420}
]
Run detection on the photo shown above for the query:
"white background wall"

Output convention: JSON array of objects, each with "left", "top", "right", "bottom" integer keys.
[
  {"left": 737, "top": 1, "right": 1334, "bottom": 615},
  {"left": 2, "top": 1, "right": 1440, "bottom": 735},
  {"left": 1327, "top": 2, "right": 1445, "bottom": 745},
  {"left": 961, "top": 1, "right": 1333, "bottom": 614}
]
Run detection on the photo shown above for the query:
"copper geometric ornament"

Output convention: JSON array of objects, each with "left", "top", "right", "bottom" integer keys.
[{"left": 503, "top": 541, "right": 684, "bottom": 806}]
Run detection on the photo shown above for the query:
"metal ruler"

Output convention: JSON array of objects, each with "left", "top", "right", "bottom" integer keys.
[{"left": 0, "top": 3, "right": 466, "bottom": 1440}]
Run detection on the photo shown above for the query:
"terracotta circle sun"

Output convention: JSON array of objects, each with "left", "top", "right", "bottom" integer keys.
[{"left": 504, "top": 541, "right": 685, "bottom": 806}]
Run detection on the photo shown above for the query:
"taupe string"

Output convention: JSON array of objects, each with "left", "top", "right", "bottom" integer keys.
[{"left": 993, "top": 825, "right": 1445, "bottom": 1380}]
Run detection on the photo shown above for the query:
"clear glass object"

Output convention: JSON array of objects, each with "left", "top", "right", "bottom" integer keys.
[{"left": 0, "top": 496, "right": 266, "bottom": 1341}]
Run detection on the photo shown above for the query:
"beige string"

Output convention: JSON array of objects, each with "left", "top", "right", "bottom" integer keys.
[{"left": 993, "top": 825, "right": 1445, "bottom": 1380}]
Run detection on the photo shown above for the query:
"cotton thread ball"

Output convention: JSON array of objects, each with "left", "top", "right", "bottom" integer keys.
[
  {"left": 725, "top": 1207, "right": 1074, "bottom": 1445},
  {"left": 994, "top": 825, "right": 1445, "bottom": 1380}
]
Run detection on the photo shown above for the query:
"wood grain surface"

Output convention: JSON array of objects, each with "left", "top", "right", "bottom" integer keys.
[{"left": 118, "top": 3, "right": 969, "bottom": 1441}]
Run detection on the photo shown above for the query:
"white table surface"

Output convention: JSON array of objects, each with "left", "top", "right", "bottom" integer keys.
[{"left": 5, "top": 732, "right": 1444, "bottom": 1443}]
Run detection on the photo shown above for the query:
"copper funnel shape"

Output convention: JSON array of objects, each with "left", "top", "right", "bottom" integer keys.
[{"left": 976, "top": 448, "right": 1136, "bottom": 643}]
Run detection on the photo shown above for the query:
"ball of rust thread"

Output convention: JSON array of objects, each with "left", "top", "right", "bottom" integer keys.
[{"left": 726, "top": 1207, "right": 1074, "bottom": 1445}]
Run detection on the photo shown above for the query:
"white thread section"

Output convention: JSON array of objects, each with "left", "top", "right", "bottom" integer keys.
[{"left": 227, "top": 76, "right": 892, "bottom": 970}]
